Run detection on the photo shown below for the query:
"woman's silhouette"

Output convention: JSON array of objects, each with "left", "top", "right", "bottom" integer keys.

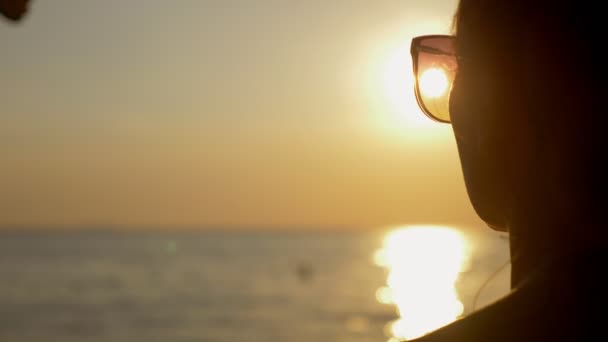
[{"left": 411, "top": 1, "right": 607, "bottom": 341}]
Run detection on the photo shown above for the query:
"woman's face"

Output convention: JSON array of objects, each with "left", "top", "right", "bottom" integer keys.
[
  {"left": 0, "top": 0, "right": 30, "bottom": 21},
  {"left": 449, "top": 31, "right": 511, "bottom": 231}
]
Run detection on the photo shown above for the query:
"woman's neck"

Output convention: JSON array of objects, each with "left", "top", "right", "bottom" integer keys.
[
  {"left": 508, "top": 217, "right": 606, "bottom": 288},
  {"left": 508, "top": 230, "right": 552, "bottom": 288}
]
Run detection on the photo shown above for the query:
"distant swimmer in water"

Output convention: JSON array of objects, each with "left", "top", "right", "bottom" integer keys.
[
  {"left": 296, "top": 262, "right": 313, "bottom": 283},
  {"left": 410, "top": 1, "right": 608, "bottom": 341},
  {"left": 1, "top": 0, "right": 30, "bottom": 22}
]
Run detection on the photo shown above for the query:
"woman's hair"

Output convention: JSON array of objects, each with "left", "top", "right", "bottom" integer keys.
[{"left": 452, "top": 0, "right": 607, "bottom": 229}]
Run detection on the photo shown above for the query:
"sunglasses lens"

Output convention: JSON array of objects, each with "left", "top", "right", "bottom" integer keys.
[{"left": 413, "top": 37, "right": 457, "bottom": 123}]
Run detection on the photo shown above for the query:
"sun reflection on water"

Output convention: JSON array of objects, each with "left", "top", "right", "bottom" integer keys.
[{"left": 374, "top": 226, "right": 470, "bottom": 341}]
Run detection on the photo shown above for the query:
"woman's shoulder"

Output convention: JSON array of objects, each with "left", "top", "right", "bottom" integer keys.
[{"left": 413, "top": 246, "right": 608, "bottom": 342}]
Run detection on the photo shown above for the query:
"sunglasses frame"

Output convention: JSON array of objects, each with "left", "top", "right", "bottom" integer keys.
[{"left": 410, "top": 34, "right": 457, "bottom": 124}]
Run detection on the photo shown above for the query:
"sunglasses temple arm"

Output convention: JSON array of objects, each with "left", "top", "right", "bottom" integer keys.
[{"left": 416, "top": 45, "right": 455, "bottom": 57}]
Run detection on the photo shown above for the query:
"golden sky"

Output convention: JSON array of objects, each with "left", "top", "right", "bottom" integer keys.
[{"left": 0, "top": 0, "right": 485, "bottom": 230}]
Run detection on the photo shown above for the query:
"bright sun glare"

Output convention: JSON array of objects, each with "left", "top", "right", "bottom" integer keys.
[
  {"left": 419, "top": 68, "right": 449, "bottom": 99},
  {"left": 363, "top": 28, "right": 453, "bottom": 143},
  {"left": 374, "top": 226, "right": 469, "bottom": 341}
]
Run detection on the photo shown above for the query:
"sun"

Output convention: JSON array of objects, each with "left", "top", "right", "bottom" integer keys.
[
  {"left": 361, "top": 33, "right": 454, "bottom": 144},
  {"left": 364, "top": 45, "right": 443, "bottom": 137},
  {"left": 419, "top": 68, "right": 449, "bottom": 99}
]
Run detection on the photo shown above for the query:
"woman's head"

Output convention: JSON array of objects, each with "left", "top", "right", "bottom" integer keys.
[{"left": 449, "top": 1, "right": 607, "bottom": 233}]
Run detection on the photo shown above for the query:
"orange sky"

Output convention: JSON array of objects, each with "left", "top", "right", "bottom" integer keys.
[{"left": 0, "top": 0, "right": 486, "bottom": 230}]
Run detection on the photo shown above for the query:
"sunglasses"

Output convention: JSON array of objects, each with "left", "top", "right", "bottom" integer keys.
[{"left": 410, "top": 35, "right": 457, "bottom": 123}]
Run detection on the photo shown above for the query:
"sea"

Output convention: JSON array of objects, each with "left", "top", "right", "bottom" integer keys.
[{"left": 0, "top": 227, "right": 510, "bottom": 342}]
